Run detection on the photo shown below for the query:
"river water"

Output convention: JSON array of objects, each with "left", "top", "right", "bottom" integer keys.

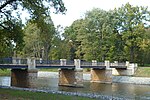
[{"left": 0, "top": 72, "right": 150, "bottom": 100}]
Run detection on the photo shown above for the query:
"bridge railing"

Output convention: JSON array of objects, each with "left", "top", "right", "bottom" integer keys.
[
  {"left": 97, "top": 62, "right": 105, "bottom": 66},
  {"left": 66, "top": 60, "right": 74, "bottom": 65},
  {"left": 36, "top": 60, "right": 60, "bottom": 65},
  {"left": 19, "top": 59, "right": 27, "bottom": 64},
  {"left": 0, "top": 58, "right": 12, "bottom": 64},
  {"left": 110, "top": 62, "right": 126, "bottom": 67},
  {"left": 81, "top": 61, "right": 92, "bottom": 66}
]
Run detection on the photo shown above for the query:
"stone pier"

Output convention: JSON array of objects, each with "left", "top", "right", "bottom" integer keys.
[
  {"left": 11, "top": 58, "right": 38, "bottom": 88},
  {"left": 91, "top": 60, "right": 112, "bottom": 83},
  {"left": 112, "top": 61, "right": 138, "bottom": 76},
  {"left": 58, "top": 59, "right": 83, "bottom": 87}
]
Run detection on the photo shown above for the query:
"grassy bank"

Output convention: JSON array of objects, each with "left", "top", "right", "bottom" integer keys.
[
  {"left": 0, "top": 69, "right": 11, "bottom": 76},
  {"left": 0, "top": 88, "right": 96, "bottom": 100},
  {"left": 134, "top": 67, "right": 150, "bottom": 77}
]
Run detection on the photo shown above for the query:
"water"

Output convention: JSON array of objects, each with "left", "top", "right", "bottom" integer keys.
[{"left": 1, "top": 75, "right": 150, "bottom": 99}]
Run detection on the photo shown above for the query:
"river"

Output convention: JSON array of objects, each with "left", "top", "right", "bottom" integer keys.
[{"left": 0, "top": 72, "right": 150, "bottom": 100}]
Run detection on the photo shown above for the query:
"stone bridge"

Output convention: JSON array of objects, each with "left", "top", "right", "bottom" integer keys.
[{"left": 0, "top": 58, "right": 137, "bottom": 88}]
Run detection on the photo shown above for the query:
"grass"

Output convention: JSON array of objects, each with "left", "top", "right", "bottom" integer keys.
[
  {"left": 0, "top": 69, "right": 11, "bottom": 76},
  {"left": 134, "top": 67, "right": 150, "bottom": 77},
  {"left": 39, "top": 68, "right": 58, "bottom": 72},
  {"left": 0, "top": 88, "right": 96, "bottom": 100}
]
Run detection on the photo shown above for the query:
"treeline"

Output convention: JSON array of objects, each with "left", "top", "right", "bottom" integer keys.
[
  {"left": 52, "top": 3, "right": 150, "bottom": 64},
  {"left": 1, "top": 2, "right": 150, "bottom": 65}
]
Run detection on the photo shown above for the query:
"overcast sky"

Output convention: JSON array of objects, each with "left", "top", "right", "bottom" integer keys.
[{"left": 50, "top": 0, "right": 150, "bottom": 27}]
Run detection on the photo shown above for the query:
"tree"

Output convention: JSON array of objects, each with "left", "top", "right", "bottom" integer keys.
[
  {"left": 23, "top": 22, "right": 42, "bottom": 58},
  {"left": 23, "top": 15, "right": 56, "bottom": 61},
  {"left": 63, "top": 8, "right": 117, "bottom": 61},
  {"left": 73, "top": 9, "right": 117, "bottom": 61},
  {"left": 0, "top": 0, "right": 66, "bottom": 57},
  {"left": 114, "top": 3, "right": 150, "bottom": 62}
]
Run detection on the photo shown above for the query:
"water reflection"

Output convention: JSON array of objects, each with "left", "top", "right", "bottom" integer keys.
[{"left": 1, "top": 76, "right": 150, "bottom": 99}]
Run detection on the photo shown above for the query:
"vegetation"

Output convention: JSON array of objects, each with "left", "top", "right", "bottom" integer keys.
[
  {"left": 1, "top": 2, "right": 150, "bottom": 65},
  {"left": 0, "top": 69, "right": 11, "bottom": 76},
  {"left": 134, "top": 67, "right": 150, "bottom": 77},
  {"left": 0, "top": 0, "right": 66, "bottom": 58},
  {"left": 62, "top": 3, "right": 150, "bottom": 63},
  {"left": 0, "top": 88, "right": 95, "bottom": 100}
]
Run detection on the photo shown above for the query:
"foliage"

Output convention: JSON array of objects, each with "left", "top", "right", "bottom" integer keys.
[
  {"left": 0, "top": 0, "right": 66, "bottom": 58},
  {"left": 114, "top": 3, "right": 150, "bottom": 62},
  {"left": 22, "top": 15, "right": 56, "bottom": 60},
  {"left": 23, "top": 22, "right": 42, "bottom": 58},
  {"left": 62, "top": 3, "right": 150, "bottom": 64}
]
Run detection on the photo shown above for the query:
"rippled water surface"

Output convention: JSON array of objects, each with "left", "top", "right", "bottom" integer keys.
[{"left": 1, "top": 76, "right": 150, "bottom": 99}]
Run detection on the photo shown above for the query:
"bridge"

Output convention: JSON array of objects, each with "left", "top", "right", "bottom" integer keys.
[{"left": 0, "top": 58, "right": 137, "bottom": 88}]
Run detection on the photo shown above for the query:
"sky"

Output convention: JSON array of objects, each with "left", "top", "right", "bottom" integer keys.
[{"left": 50, "top": 0, "right": 150, "bottom": 27}]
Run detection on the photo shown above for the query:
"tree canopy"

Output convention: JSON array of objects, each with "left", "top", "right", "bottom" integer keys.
[
  {"left": 62, "top": 3, "right": 150, "bottom": 64},
  {"left": 0, "top": 0, "right": 66, "bottom": 57}
]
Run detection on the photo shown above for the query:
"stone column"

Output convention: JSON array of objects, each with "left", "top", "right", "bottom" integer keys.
[
  {"left": 12, "top": 57, "right": 21, "bottom": 64},
  {"left": 74, "top": 59, "right": 83, "bottom": 87},
  {"left": 60, "top": 59, "right": 66, "bottom": 66},
  {"left": 92, "top": 60, "right": 97, "bottom": 66},
  {"left": 12, "top": 57, "right": 17, "bottom": 64},
  {"left": 27, "top": 58, "right": 36, "bottom": 70}
]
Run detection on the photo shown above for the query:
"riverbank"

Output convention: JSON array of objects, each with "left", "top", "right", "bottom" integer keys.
[
  {"left": 0, "top": 86, "right": 128, "bottom": 100},
  {"left": 0, "top": 87, "right": 95, "bottom": 100}
]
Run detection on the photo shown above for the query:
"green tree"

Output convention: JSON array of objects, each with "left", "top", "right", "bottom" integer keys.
[
  {"left": 23, "top": 15, "right": 56, "bottom": 61},
  {"left": 0, "top": 0, "right": 66, "bottom": 57},
  {"left": 23, "top": 23, "right": 42, "bottom": 58},
  {"left": 114, "top": 3, "right": 150, "bottom": 62},
  {"left": 76, "top": 9, "right": 116, "bottom": 61}
]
